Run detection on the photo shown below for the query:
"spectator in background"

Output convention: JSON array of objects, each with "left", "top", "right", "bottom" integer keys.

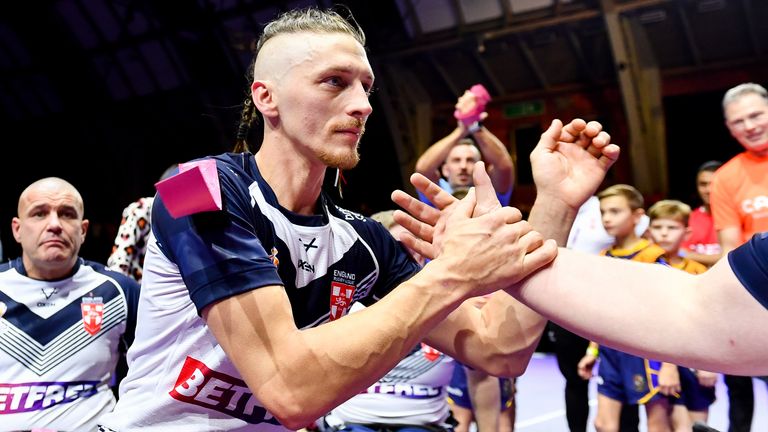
[
  {"left": 1, "top": 177, "right": 139, "bottom": 430},
  {"left": 107, "top": 164, "right": 177, "bottom": 283},
  {"left": 645, "top": 200, "right": 717, "bottom": 429},
  {"left": 680, "top": 161, "right": 723, "bottom": 267},
  {"left": 546, "top": 194, "right": 649, "bottom": 432},
  {"left": 577, "top": 184, "right": 677, "bottom": 432},
  {"left": 414, "top": 87, "right": 515, "bottom": 207},
  {"left": 710, "top": 82, "right": 768, "bottom": 432}
]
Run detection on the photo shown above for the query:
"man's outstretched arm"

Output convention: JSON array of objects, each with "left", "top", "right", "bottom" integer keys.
[
  {"left": 513, "top": 245, "right": 768, "bottom": 375},
  {"left": 204, "top": 196, "right": 556, "bottom": 429}
]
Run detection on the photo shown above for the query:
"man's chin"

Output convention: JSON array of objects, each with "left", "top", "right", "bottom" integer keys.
[
  {"left": 319, "top": 148, "right": 360, "bottom": 171},
  {"left": 746, "top": 141, "right": 768, "bottom": 155}
]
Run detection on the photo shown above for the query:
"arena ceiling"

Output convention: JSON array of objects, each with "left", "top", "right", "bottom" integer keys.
[{"left": 1, "top": 0, "right": 766, "bottom": 121}]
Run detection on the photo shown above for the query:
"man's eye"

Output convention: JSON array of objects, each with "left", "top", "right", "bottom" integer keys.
[{"left": 326, "top": 76, "right": 344, "bottom": 87}]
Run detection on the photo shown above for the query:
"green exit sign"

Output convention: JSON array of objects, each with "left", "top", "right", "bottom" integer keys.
[{"left": 503, "top": 100, "right": 544, "bottom": 118}]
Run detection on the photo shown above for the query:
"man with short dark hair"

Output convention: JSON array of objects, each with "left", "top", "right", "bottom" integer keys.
[{"left": 415, "top": 88, "right": 515, "bottom": 206}]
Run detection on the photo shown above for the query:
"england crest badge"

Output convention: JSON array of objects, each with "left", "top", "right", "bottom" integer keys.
[{"left": 81, "top": 297, "right": 104, "bottom": 335}]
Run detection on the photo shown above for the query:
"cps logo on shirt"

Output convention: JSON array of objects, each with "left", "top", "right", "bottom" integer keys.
[{"left": 741, "top": 195, "right": 768, "bottom": 214}]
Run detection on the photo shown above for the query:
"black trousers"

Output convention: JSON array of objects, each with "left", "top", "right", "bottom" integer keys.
[
  {"left": 724, "top": 374, "right": 754, "bottom": 432},
  {"left": 548, "top": 323, "right": 591, "bottom": 432}
]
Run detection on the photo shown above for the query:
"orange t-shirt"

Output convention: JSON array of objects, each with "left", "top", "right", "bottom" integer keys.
[
  {"left": 671, "top": 257, "right": 707, "bottom": 275},
  {"left": 710, "top": 152, "right": 768, "bottom": 245}
]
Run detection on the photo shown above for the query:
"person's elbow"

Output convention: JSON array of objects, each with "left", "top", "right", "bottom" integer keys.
[
  {"left": 469, "top": 352, "right": 531, "bottom": 378},
  {"left": 414, "top": 157, "right": 432, "bottom": 176},
  {"left": 259, "top": 389, "right": 323, "bottom": 430},
  {"left": 463, "top": 341, "right": 538, "bottom": 378}
]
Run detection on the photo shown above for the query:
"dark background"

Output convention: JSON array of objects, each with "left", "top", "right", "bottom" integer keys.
[{"left": 0, "top": 0, "right": 765, "bottom": 262}]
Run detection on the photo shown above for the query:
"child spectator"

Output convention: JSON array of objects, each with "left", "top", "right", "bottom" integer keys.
[
  {"left": 578, "top": 184, "right": 686, "bottom": 432},
  {"left": 647, "top": 200, "right": 718, "bottom": 428}
]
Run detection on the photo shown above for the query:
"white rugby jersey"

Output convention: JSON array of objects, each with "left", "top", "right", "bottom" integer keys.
[
  {"left": 101, "top": 153, "right": 420, "bottom": 431},
  {"left": 326, "top": 303, "right": 454, "bottom": 427},
  {"left": 0, "top": 258, "right": 139, "bottom": 431}
]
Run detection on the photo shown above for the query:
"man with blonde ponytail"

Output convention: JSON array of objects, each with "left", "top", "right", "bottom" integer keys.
[{"left": 98, "top": 6, "right": 617, "bottom": 431}]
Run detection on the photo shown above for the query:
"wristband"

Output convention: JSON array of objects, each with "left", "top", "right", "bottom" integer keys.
[
  {"left": 586, "top": 346, "right": 599, "bottom": 357},
  {"left": 467, "top": 121, "right": 481, "bottom": 134}
]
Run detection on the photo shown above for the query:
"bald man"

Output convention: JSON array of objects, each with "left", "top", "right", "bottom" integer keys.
[
  {"left": 99, "top": 7, "right": 616, "bottom": 431},
  {"left": 0, "top": 177, "right": 139, "bottom": 431}
]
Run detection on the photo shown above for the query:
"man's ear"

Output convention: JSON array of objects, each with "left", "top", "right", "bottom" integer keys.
[
  {"left": 440, "top": 163, "right": 449, "bottom": 179},
  {"left": 11, "top": 218, "right": 21, "bottom": 243},
  {"left": 251, "top": 80, "right": 277, "bottom": 117}
]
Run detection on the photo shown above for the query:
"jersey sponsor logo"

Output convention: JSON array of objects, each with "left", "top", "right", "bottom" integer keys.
[
  {"left": 81, "top": 297, "right": 104, "bottom": 335},
  {"left": 689, "top": 243, "right": 721, "bottom": 255},
  {"left": 366, "top": 383, "right": 443, "bottom": 399},
  {"left": 741, "top": 195, "right": 768, "bottom": 214},
  {"left": 41, "top": 286, "right": 58, "bottom": 300},
  {"left": 170, "top": 356, "right": 280, "bottom": 425},
  {"left": 0, "top": 380, "right": 98, "bottom": 414},
  {"left": 300, "top": 237, "right": 318, "bottom": 253},
  {"left": 337, "top": 207, "right": 365, "bottom": 222},
  {"left": 333, "top": 270, "right": 356, "bottom": 284},
  {"left": 329, "top": 281, "right": 355, "bottom": 321},
  {"left": 297, "top": 260, "right": 315, "bottom": 273}
]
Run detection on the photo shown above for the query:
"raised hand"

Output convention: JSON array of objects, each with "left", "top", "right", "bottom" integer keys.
[{"left": 531, "top": 119, "right": 620, "bottom": 211}]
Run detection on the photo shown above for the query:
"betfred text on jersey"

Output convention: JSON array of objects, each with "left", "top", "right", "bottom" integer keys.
[
  {"left": 170, "top": 356, "right": 281, "bottom": 425},
  {"left": 0, "top": 381, "right": 98, "bottom": 414}
]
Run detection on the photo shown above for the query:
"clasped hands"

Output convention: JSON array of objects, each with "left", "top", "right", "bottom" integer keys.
[{"left": 391, "top": 118, "right": 619, "bottom": 296}]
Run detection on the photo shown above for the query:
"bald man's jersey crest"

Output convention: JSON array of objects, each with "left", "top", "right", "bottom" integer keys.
[
  {"left": 101, "top": 152, "right": 420, "bottom": 431},
  {"left": 0, "top": 258, "right": 138, "bottom": 431}
]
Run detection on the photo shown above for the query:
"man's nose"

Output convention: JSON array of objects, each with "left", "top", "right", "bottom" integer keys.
[
  {"left": 348, "top": 83, "right": 373, "bottom": 119},
  {"left": 46, "top": 214, "right": 63, "bottom": 231}
]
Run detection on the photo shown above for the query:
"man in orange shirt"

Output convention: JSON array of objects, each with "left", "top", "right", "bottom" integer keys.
[
  {"left": 709, "top": 82, "right": 768, "bottom": 432},
  {"left": 711, "top": 82, "right": 768, "bottom": 251}
]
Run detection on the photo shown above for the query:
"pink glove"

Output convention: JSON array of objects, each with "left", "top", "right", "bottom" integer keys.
[{"left": 454, "top": 84, "right": 492, "bottom": 125}]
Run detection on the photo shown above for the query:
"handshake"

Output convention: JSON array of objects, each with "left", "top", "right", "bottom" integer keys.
[{"left": 392, "top": 118, "right": 619, "bottom": 300}]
